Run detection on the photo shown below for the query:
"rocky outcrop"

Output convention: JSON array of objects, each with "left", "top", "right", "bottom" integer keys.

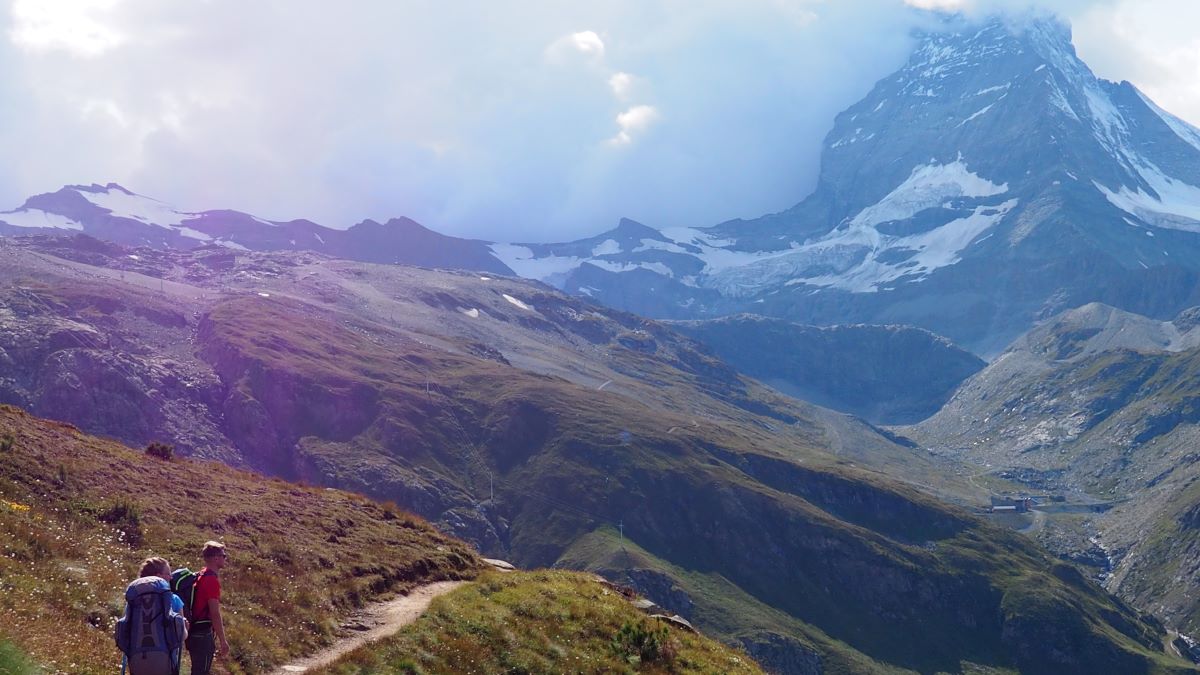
[
  {"left": 622, "top": 568, "right": 695, "bottom": 620},
  {"left": 737, "top": 632, "right": 823, "bottom": 675}
]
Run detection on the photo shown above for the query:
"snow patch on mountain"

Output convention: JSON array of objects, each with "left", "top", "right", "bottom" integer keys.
[
  {"left": 831, "top": 128, "right": 875, "bottom": 148},
  {"left": 659, "top": 227, "right": 735, "bottom": 249},
  {"left": 0, "top": 209, "right": 83, "bottom": 231},
  {"left": 175, "top": 226, "right": 213, "bottom": 242},
  {"left": 502, "top": 294, "right": 533, "bottom": 311},
  {"left": 81, "top": 186, "right": 192, "bottom": 228},
  {"left": 587, "top": 260, "right": 676, "bottom": 277},
  {"left": 632, "top": 238, "right": 689, "bottom": 255},
  {"left": 711, "top": 197, "right": 1017, "bottom": 295},
  {"left": 591, "top": 239, "right": 621, "bottom": 256},
  {"left": 851, "top": 159, "right": 1008, "bottom": 229},
  {"left": 1096, "top": 163, "right": 1200, "bottom": 233},
  {"left": 1046, "top": 79, "right": 1080, "bottom": 121},
  {"left": 701, "top": 160, "right": 1014, "bottom": 295},
  {"left": 490, "top": 244, "right": 581, "bottom": 283},
  {"left": 957, "top": 103, "right": 995, "bottom": 127},
  {"left": 972, "top": 84, "right": 1010, "bottom": 97},
  {"left": 656, "top": 227, "right": 800, "bottom": 273}
]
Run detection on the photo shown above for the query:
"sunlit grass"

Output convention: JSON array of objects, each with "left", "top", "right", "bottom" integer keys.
[
  {"left": 0, "top": 405, "right": 480, "bottom": 674},
  {"left": 316, "top": 570, "right": 763, "bottom": 675}
]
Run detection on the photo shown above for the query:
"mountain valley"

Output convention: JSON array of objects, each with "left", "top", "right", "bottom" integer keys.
[{"left": 1, "top": 234, "right": 1192, "bottom": 672}]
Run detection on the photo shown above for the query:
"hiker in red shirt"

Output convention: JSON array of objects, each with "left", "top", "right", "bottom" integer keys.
[{"left": 186, "top": 541, "right": 230, "bottom": 674}]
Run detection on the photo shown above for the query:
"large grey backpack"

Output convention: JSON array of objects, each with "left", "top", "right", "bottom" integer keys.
[{"left": 114, "top": 576, "right": 186, "bottom": 675}]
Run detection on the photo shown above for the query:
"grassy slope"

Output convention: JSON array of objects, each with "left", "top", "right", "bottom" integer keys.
[
  {"left": 314, "top": 570, "right": 763, "bottom": 675},
  {"left": 0, "top": 405, "right": 480, "bottom": 674},
  {"left": 557, "top": 527, "right": 912, "bottom": 675}
]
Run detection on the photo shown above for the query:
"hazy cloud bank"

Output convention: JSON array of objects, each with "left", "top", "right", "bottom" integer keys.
[{"left": 1, "top": 0, "right": 1197, "bottom": 241}]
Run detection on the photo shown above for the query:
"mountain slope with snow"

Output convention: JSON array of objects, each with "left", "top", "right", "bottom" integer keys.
[{"left": 496, "top": 14, "right": 1200, "bottom": 355}]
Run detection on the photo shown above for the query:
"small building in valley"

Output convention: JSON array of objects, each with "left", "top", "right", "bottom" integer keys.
[{"left": 990, "top": 496, "right": 1036, "bottom": 513}]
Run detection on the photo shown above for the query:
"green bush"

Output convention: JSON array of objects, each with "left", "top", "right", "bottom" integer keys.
[
  {"left": 144, "top": 442, "right": 174, "bottom": 461},
  {"left": 97, "top": 500, "right": 144, "bottom": 547},
  {"left": 0, "top": 434, "right": 14, "bottom": 452},
  {"left": 611, "top": 619, "right": 674, "bottom": 666}
]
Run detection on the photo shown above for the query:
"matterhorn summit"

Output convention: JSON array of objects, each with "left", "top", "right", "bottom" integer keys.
[{"left": 488, "top": 14, "right": 1200, "bottom": 354}]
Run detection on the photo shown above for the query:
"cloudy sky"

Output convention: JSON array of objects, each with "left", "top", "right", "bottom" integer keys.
[{"left": 2, "top": 0, "right": 1199, "bottom": 240}]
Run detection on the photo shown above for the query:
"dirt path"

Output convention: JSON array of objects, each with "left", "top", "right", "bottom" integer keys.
[{"left": 270, "top": 580, "right": 467, "bottom": 674}]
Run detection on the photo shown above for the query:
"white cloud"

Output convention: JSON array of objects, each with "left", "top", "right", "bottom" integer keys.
[
  {"left": 610, "top": 105, "right": 661, "bottom": 145},
  {"left": 609, "top": 71, "right": 635, "bottom": 100},
  {"left": 1071, "top": 0, "right": 1200, "bottom": 128},
  {"left": 904, "top": 0, "right": 971, "bottom": 9},
  {"left": 546, "top": 30, "right": 606, "bottom": 65},
  {"left": 0, "top": 1, "right": 1198, "bottom": 243},
  {"left": 10, "top": 0, "right": 125, "bottom": 57}
]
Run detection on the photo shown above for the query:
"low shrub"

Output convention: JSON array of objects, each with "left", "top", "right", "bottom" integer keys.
[
  {"left": 97, "top": 500, "right": 144, "bottom": 547},
  {"left": 144, "top": 442, "right": 174, "bottom": 461},
  {"left": 611, "top": 619, "right": 674, "bottom": 666}
]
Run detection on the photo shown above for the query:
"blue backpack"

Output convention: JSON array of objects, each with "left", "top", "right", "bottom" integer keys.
[{"left": 114, "top": 576, "right": 186, "bottom": 675}]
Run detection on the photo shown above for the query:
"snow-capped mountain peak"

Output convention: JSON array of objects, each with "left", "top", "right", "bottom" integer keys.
[{"left": 475, "top": 14, "right": 1200, "bottom": 354}]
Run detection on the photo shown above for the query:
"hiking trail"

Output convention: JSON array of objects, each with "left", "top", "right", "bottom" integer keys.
[{"left": 269, "top": 580, "right": 466, "bottom": 674}]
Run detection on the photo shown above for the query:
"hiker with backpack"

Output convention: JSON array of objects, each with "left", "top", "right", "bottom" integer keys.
[
  {"left": 179, "top": 541, "right": 230, "bottom": 675},
  {"left": 115, "top": 557, "right": 188, "bottom": 675}
]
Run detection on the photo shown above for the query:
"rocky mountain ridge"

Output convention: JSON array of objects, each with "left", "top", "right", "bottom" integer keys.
[
  {"left": 907, "top": 301, "right": 1200, "bottom": 637},
  {"left": 0, "top": 182, "right": 511, "bottom": 274}
]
